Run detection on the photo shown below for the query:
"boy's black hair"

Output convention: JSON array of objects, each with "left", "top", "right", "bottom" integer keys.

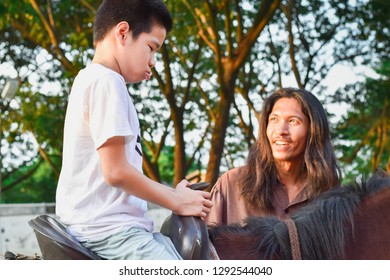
[{"left": 93, "top": 0, "right": 172, "bottom": 43}]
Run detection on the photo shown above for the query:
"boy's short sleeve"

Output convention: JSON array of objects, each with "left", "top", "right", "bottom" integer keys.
[{"left": 87, "top": 74, "right": 134, "bottom": 150}]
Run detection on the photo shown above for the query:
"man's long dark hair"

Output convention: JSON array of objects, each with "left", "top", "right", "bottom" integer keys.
[{"left": 240, "top": 88, "right": 341, "bottom": 212}]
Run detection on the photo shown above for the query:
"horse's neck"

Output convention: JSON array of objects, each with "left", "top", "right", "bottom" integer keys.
[
  {"left": 345, "top": 187, "right": 390, "bottom": 259},
  {"left": 212, "top": 231, "right": 260, "bottom": 260}
]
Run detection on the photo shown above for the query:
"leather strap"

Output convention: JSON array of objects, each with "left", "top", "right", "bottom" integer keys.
[{"left": 283, "top": 218, "right": 302, "bottom": 260}]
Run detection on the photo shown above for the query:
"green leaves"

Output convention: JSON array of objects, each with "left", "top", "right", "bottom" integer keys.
[
  {"left": 1, "top": 0, "right": 389, "bottom": 201},
  {"left": 332, "top": 61, "right": 390, "bottom": 181}
]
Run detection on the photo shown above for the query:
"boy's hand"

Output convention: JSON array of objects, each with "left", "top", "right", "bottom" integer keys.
[{"left": 173, "top": 180, "right": 213, "bottom": 218}]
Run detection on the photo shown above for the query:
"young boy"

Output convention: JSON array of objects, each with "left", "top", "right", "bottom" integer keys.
[{"left": 55, "top": 0, "right": 213, "bottom": 260}]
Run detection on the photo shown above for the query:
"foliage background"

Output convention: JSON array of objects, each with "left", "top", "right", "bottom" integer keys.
[{"left": 0, "top": 0, "right": 389, "bottom": 203}]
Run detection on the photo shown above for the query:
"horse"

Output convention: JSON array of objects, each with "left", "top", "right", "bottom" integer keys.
[
  {"left": 208, "top": 169, "right": 390, "bottom": 260},
  {"left": 28, "top": 170, "right": 389, "bottom": 260}
]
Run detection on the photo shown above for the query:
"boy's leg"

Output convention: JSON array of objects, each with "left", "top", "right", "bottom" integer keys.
[
  {"left": 152, "top": 232, "right": 182, "bottom": 259},
  {"left": 81, "top": 227, "right": 183, "bottom": 260}
]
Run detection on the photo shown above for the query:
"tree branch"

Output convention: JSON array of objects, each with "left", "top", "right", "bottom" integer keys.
[
  {"left": 29, "top": 132, "right": 60, "bottom": 176},
  {"left": 233, "top": 0, "right": 281, "bottom": 71},
  {"left": 28, "top": 0, "right": 76, "bottom": 74},
  {"left": 284, "top": 0, "right": 303, "bottom": 88},
  {"left": 185, "top": 122, "right": 211, "bottom": 171},
  {"left": 182, "top": 0, "right": 217, "bottom": 54},
  {"left": 2, "top": 157, "right": 44, "bottom": 193}
]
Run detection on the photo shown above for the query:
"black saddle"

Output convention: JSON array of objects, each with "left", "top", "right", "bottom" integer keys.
[
  {"left": 29, "top": 213, "right": 210, "bottom": 260},
  {"left": 28, "top": 215, "right": 102, "bottom": 260},
  {"left": 29, "top": 182, "right": 211, "bottom": 260},
  {"left": 160, "top": 181, "right": 211, "bottom": 260},
  {"left": 160, "top": 213, "right": 210, "bottom": 260}
]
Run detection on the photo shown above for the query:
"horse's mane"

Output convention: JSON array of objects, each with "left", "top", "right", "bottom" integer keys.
[{"left": 209, "top": 169, "right": 390, "bottom": 259}]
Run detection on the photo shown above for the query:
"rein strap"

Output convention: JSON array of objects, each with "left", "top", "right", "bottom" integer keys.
[{"left": 283, "top": 218, "right": 302, "bottom": 260}]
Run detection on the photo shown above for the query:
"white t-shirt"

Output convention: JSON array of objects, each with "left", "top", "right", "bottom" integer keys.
[{"left": 56, "top": 63, "right": 153, "bottom": 242}]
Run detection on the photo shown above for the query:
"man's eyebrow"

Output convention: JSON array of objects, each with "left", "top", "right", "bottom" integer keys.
[{"left": 269, "top": 112, "right": 304, "bottom": 120}]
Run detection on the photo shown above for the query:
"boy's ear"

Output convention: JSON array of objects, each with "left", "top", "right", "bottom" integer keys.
[{"left": 115, "top": 21, "right": 131, "bottom": 43}]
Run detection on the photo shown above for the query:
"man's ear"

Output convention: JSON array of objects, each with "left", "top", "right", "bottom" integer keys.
[{"left": 115, "top": 21, "right": 131, "bottom": 44}]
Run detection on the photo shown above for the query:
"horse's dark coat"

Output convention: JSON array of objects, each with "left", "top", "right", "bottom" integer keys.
[{"left": 209, "top": 169, "right": 390, "bottom": 260}]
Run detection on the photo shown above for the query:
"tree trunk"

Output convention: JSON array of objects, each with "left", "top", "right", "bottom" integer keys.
[
  {"left": 205, "top": 94, "right": 233, "bottom": 186},
  {"left": 172, "top": 109, "right": 186, "bottom": 186}
]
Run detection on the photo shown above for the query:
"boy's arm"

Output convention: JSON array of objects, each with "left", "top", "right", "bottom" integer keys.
[{"left": 97, "top": 136, "right": 213, "bottom": 217}]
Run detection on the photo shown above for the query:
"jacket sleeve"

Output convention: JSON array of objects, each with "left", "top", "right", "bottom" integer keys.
[{"left": 205, "top": 177, "right": 225, "bottom": 227}]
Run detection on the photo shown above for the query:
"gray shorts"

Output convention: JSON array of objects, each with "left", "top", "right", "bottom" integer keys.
[{"left": 81, "top": 226, "right": 182, "bottom": 260}]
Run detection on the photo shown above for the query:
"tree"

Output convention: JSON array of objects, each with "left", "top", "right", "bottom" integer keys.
[
  {"left": 329, "top": 0, "right": 390, "bottom": 182},
  {"left": 0, "top": 0, "right": 96, "bottom": 200},
  {"left": 332, "top": 61, "right": 390, "bottom": 182},
  {"left": 156, "top": 0, "right": 372, "bottom": 185},
  {"left": 0, "top": 0, "right": 387, "bottom": 201}
]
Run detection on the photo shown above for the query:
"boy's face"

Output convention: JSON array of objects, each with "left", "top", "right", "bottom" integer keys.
[{"left": 118, "top": 23, "right": 166, "bottom": 83}]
